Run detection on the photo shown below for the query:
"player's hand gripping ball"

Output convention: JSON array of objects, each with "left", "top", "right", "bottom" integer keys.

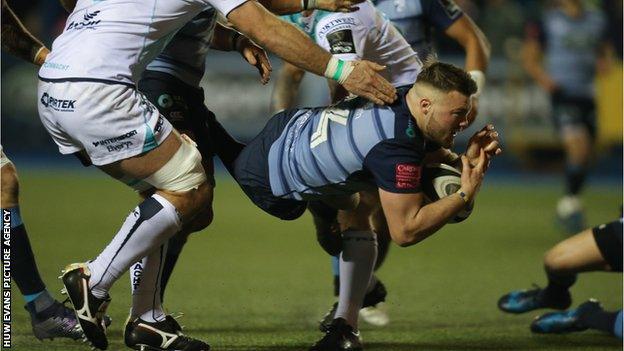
[{"left": 422, "top": 163, "right": 473, "bottom": 223}]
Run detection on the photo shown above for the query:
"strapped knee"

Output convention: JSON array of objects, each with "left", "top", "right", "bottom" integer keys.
[{"left": 144, "top": 136, "right": 207, "bottom": 192}]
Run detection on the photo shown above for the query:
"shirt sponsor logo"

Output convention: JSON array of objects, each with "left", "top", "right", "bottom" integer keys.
[
  {"left": 92, "top": 130, "right": 137, "bottom": 147},
  {"left": 318, "top": 17, "right": 356, "bottom": 37},
  {"left": 42, "top": 61, "right": 69, "bottom": 71},
  {"left": 106, "top": 141, "right": 133, "bottom": 152},
  {"left": 327, "top": 29, "right": 356, "bottom": 55},
  {"left": 395, "top": 163, "right": 421, "bottom": 189},
  {"left": 67, "top": 10, "right": 101, "bottom": 31},
  {"left": 40, "top": 93, "right": 76, "bottom": 112}
]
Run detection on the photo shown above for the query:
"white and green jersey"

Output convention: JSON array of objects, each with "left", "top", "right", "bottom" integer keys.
[
  {"left": 39, "top": 0, "right": 245, "bottom": 85},
  {"left": 282, "top": 0, "right": 421, "bottom": 87}
]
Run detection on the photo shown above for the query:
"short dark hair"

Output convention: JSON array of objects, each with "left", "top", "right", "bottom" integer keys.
[{"left": 416, "top": 61, "right": 477, "bottom": 97}]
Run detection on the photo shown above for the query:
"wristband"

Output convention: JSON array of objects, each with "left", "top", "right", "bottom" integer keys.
[
  {"left": 456, "top": 189, "right": 468, "bottom": 203},
  {"left": 324, "top": 56, "right": 355, "bottom": 84},
  {"left": 33, "top": 46, "right": 48, "bottom": 66},
  {"left": 468, "top": 70, "right": 485, "bottom": 97}
]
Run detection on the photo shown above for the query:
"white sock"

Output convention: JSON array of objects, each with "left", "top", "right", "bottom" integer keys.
[
  {"left": 130, "top": 244, "right": 167, "bottom": 322},
  {"left": 88, "top": 194, "right": 181, "bottom": 298},
  {"left": 334, "top": 230, "right": 377, "bottom": 328}
]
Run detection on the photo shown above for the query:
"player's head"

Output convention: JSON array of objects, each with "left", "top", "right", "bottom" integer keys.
[{"left": 408, "top": 61, "right": 476, "bottom": 148}]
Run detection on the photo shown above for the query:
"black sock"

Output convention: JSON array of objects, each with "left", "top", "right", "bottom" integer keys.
[
  {"left": 3, "top": 207, "right": 46, "bottom": 296},
  {"left": 159, "top": 234, "right": 188, "bottom": 302},
  {"left": 374, "top": 231, "right": 391, "bottom": 271},
  {"left": 579, "top": 308, "right": 619, "bottom": 334},
  {"left": 333, "top": 275, "right": 340, "bottom": 297},
  {"left": 565, "top": 164, "right": 586, "bottom": 195},
  {"left": 544, "top": 271, "right": 576, "bottom": 298}
]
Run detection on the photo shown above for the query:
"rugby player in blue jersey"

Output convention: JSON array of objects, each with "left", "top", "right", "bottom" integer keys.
[
  {"left": 522, "top": 0, "right": 610, "bottom": 233},
  {"left": 270, "top": 0, "right": 490, "bottom": 328},
  {"left": 222, "top": 61, "right": 502, "bottom": 350}
]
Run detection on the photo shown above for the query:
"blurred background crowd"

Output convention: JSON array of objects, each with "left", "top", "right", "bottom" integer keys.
[{"left": 1, "top": 0, "right": 622, "bottom": 178}]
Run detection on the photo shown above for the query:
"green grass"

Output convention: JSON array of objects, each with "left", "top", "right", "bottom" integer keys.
[{"left": 8, "top": 172, "right": 623, "bottom": 351}]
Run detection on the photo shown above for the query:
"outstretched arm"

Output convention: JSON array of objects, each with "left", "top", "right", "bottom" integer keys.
[
  {"left": 259, "top": 0, "right": 364, "bottom": 14},
  {"left": 227, "top": 1, "right": 396, "bottom": 104},
  {"left": 1, "top": 1, "right": 49, "bottom": 65}
]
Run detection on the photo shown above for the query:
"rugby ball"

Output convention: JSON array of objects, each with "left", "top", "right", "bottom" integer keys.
[{"left": 421, "top": 163, "right": 473, "bottom": 223}]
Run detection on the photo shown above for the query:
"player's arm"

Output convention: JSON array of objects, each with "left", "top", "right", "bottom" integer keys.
[
  {"left": 521, "top": 22, "right": 557, "bottom": 93},
  {"left": 270, "top": 61, "right": 306, "bottom": 113},
  {"left": 259, "top": 0, "right": 364, "bottom": 14},
  {"left": 380, "top": 151, "right": 486, "bottom": 247},
  {"left": 1, "top": 1, "right": 49, "bottom": 66},
  {"left": 443, "top": 15, "right": 490, "bottom": 89},
  {"left": 211, "top": 22, "right": 272, "bottom": 84},
  {"left": 227, "top": 1, "right": 396, "bottom": 104}
]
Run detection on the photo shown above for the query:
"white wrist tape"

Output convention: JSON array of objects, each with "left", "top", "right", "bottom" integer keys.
[
  {"left": 468, "top": 70, "right": 485, "bottom": 97},
  {"left": 324, "top": 56, "right": 355, "bottom": 85}
]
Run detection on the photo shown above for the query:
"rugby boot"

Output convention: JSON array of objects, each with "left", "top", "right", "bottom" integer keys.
[
  {"left": 61, "top": 263, "right": 111, "bottom": 350},
  {"left": 25, "top": 299, "right": 83, "bottom": 340},
  {"left": 310, "top": 318, "right": 362, "bottom": 351},
  {"left": 124, "top": 315, "right": 210, "bottom": 351},
  {"left": 498, "top": 285, "right": 571, "bottom": 314},
  {"left": 531, "top": 299, "right": 602, "bottom": 334},
  {"left": 556, "top": 196, "right": 585, "bottom": 235},
  {"left": 320, "top": 280, "right": 388, "bottom": 332}
]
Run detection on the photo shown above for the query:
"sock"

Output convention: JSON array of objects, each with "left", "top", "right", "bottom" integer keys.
[
  {"left": 88, "top": 194, "right": 181, "bottom": 298},
  {"left": 565, "top": 164, "right": 586, "bottom": 196},
  {"left": 334, "top": 230, "right": 377, "bottom": 328},
  {"left": 25, "top": 290, "right": 55, "bottom": 315},
  {"left": 2, "top": 207, "right": 47, "bottom": 297},
  {"left": 130, "top": 244, "right": 167, "bottom": 322},
  {"left": 159, "top": 233, "right": 188, "bottom": 302},
  {"left": 543, "top": 271, "right": 576, "bottom": 299},
  {"left": 580, "top": 308, "right": 622, "bottom": 337},
  {"left": 375, "top": 231, "right": 391, "bottom": 271}
]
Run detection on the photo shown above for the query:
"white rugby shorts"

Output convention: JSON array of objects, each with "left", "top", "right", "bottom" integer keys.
[{"left": 37, "top": 80, "right": 173, "bottom": 166}]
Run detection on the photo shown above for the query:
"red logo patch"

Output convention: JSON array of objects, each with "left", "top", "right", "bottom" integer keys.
[{"left": 395, "top": 163, "right": 421, "bottom": 189}]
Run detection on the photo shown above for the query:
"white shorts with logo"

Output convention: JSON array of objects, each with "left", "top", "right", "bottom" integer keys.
[{"left": 37, "top": 80, "right": 173, "bottom": 166}]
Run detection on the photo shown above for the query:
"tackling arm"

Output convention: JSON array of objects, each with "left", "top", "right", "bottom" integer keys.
[
  {"left": 259, "top": 0, "right": 364, "bottom": 15},
  {"left": 444, "top": 15, "right": 490, "bottom": 75},
  {"left": 1, "top": 1, "right": 49, "bottom": 66},
  {"left": 227, "top": 1, "right": 396, "bottom": 104},
  {"left": 521, "top": 28, "right": 557, "bottom": 93}
]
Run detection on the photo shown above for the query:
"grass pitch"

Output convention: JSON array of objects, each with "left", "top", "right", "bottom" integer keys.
[{"left": 8, "top": 171, "right": 623, "bottom": 351}]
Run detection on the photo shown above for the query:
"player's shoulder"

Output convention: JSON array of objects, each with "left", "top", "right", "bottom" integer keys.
[{"left": 315, "top": 4, "right": 373, "bottom": 37}]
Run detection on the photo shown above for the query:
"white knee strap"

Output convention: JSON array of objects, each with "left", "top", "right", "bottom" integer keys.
[{"left": 143, "top": 137, "right": 207, "bottom": 192}]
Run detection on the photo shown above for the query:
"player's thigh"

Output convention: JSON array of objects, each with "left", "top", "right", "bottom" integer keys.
[
  {"left": 337, "top": 191, "right": 381, "bottom": 231},
  {"left": 544, "top": 228, "right": 610, "bottom": 274}
]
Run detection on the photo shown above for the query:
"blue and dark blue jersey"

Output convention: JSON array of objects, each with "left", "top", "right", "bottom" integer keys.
[
  {"left": 267, "top": 88, "right": 439, "bottom": 200},
  {"left": 372, "top": 0, "right": 463, "bottom": 58}
]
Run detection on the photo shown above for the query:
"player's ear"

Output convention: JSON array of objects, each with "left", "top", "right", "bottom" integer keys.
[{"left": 419, "top": 98, "right": 431, "bottom": 116}]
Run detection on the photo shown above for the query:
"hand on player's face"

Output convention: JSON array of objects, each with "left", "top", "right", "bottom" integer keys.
[
  {"left": 342, "top": 60, "right": 396, "bottom": 105},
  {"left": 316, "top": 0, "right": 365, "bottom": 12},
  {"left": 239, "top": 38, "right": 272, "bottom": 85}
]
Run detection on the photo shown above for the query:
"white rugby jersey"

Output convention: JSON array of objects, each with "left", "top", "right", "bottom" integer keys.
[
  {"left": 283, "top": 0, "right": 421, "bottom": 87},
  {"left": 39, "top": 0, "right": 246, "bottom": 85}
]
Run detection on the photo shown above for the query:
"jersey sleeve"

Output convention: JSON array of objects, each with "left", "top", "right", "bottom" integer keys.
[
  {"left": 422, "top": 0, "right": 464, "bottom": 31},
  {"left": 363, "top": 138, "right": 424, "bottom": 194},
  {"left": 315, "top": 13, "right": 367, "bottom": 61},
  {"left": 206, "top": 0, "right": 248, "bottom": 17}
]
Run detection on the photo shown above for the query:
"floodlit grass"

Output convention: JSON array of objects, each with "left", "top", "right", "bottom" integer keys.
[{"left": 8, "top": 172, "right": 622, "bottom": 350}]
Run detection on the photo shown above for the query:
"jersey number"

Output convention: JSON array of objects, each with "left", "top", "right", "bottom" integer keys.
[{"left": 310, "top": 107, "right": 349, "bottom": 148}]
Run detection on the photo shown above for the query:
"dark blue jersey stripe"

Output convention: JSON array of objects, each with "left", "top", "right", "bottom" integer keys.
[{"left": 372, "top": 107, "right": 387, "bottom": 140}]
